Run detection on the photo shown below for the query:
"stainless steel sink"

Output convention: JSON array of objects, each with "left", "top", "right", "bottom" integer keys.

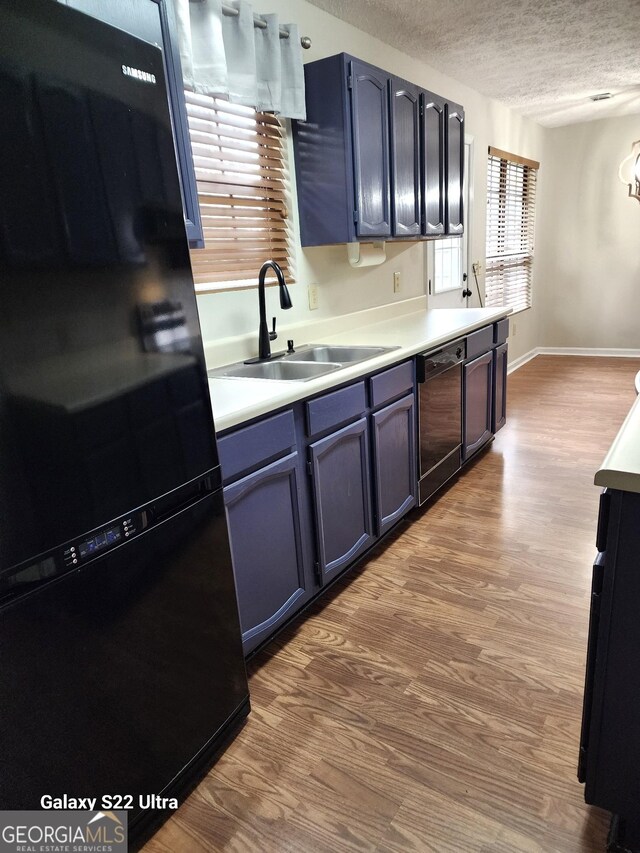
[
  {"left": 287, "top": 345, "right": 397, "bottom": 363},
  {"left": 208, "top": 344, "right": 399, "bottom": 381},
  {"left": 209, "top": 360, "right": 342, "bottom": 381}
]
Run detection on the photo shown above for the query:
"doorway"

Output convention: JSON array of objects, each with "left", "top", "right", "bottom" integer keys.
[{"left": 426, "top": 137, "right": 473, "bottom": 308}]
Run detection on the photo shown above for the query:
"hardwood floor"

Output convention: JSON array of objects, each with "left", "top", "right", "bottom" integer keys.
[{"left": 144, "top": 356, "right": 639, "bottom": 853}]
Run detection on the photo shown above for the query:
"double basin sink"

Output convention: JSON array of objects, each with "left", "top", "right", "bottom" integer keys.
[{"left": 209, "top": 345, "right": 399, "bottom": 381}]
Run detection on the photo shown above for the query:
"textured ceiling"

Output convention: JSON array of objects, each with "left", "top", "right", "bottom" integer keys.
[{"left": 305, "top": 0, "right": 640, "bottom": 127}]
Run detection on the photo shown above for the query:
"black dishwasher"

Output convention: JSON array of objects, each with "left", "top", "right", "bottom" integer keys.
[{"left": 416, "top": 339, "right": 466, "bottom": 503}]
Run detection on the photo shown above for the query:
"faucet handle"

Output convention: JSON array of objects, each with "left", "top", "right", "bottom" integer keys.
[{"left": 269, "top": 316, "right": 277, "bottom": 342}]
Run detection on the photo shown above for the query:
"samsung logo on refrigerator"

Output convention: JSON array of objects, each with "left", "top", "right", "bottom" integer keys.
[{"left": 122, "top": 65, "right": 156, "bottom": 84}]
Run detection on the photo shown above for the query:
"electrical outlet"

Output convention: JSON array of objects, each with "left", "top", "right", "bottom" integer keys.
[
  {"left": 308, "top": 283, "right": 319, "bottom": 310},
  {"left": 512, "top": 322, "right": 517, "bottom": 337},
  {"left": 472, "top": 261, "right": 482, "bottom": 275},
  {"left": 393, "top": 271, "right": 401, "bottom": 293}
]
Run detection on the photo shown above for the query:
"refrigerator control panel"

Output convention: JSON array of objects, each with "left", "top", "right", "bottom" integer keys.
[
  {"left": 61, "top": 511, "right": 148, "bottom": 569},
  {"left": 1, "top": 474, "right": 217, "bottom": 603}
]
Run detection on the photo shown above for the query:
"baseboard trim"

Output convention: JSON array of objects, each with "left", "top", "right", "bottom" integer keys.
[
  {"left": 508, "top": 347, "right": 640, "bottom": 374},
  {"left": 507, "top": 349, "right": 538, "bottom": 374},
  {"left": 537, "top": 347, "right": 640, "bottom": 358}
]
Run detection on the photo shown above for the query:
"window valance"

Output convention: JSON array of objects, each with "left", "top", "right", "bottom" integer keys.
[{"left": 172, "top": 0, "right": 306, "bottom": 120}]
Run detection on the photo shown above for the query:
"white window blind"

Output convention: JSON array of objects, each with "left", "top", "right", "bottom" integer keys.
[
  {"left": 485, "top": 147, "right": 539, "bottom": 313},
  {"left": 185, "top": 91, "right": 294, "bottom": 290}
]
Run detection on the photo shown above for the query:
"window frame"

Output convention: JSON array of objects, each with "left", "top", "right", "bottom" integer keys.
[
  {"left": 484, "top": 146, "right": 539, "bottom": 314},
  {"left": 184, "top": 91, "right": 295, "bottom": 293}
]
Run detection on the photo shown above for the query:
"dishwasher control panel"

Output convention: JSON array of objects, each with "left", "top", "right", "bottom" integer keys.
[{"left": 417, "top": 339, "right": 466, "bottom": 382}]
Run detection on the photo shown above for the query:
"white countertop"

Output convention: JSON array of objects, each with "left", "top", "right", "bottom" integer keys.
[
  {"left": 595, "top": 391, "right": 640, "bottom": 493},
  {"left": 208, "top": 306, "right": 510, "bottom": 432}
]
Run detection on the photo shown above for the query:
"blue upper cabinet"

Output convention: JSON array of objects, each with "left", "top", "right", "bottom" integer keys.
[
  {"left": 158, "top": 0, "right": 204, "bottom": 247},
  {"left": 421, "top": 91, "right": 446, "bottom": 236},
  {"left": 350, "top": 61, "right": 392, "bottom": 238},
  {"left": 390, "top": 78, "right": 421, "bottom": 237},
  {"left": 60, "top": 0, "right": 204, "bottom": 247},
  {"left": 292, "top": 53, "right": 464, "bottom": 247},
  {"left": 446, "top": 101, "right": 465, "bottom": 235}
]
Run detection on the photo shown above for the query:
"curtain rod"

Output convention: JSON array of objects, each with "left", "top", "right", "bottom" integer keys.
[{"left": 219, "top": 2, "right": 312, "bottom": 48}]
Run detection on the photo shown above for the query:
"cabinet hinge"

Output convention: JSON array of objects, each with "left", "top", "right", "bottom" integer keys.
[
  {"left": 306, "top": 460, "right": 313, "bottom": 476},
  {"left": 353, "top": 210, "right": 359, "bottom": 223},
  {"left": 420, "top": 102, "right": 424, "bottom": 116},
  {"left": 314, "top": 561, "right": 322, "bottom": 582},
  {"left": 347, "top": 74, "right": 353, "bottom": 89}
]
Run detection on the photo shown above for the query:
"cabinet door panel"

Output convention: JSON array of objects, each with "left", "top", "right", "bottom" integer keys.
[
  {"left": 421, "top": 92, "right": 445, "bottom": 236},
  {"left": 463, "top": 351, "right": 493, "bottom": 461},
  {"left": 349, "top": 61, "right": 391, "bottom": 238},
  {"left": 309, "top": 417, "right": 374, "bottom": 583},
  {"left": 390, "top": 80, "right": 421, "bottom": 236},
  {"left": 224, "top": 452, "right": 308, "bottom": 654},
  {"left": 372, "top": 394, "right": 416, "bottom": 536},
  {"left": 446, "top": 104, "right": 464, "bottom": 235},
  {"left": 493, "top": 343, "right": 508, "bottom": 433}
]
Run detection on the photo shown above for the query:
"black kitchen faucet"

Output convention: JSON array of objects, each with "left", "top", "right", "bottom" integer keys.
[{"left": 256, "top": 259, "right": 292, "bottom": 360}]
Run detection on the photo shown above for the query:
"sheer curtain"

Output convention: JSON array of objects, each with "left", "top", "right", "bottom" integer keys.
[{"left": 172, "top": 0, "right": 306, "bottom": 120}]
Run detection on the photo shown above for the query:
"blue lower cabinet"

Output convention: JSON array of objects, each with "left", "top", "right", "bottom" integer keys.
[
  {"left": 309, "top": 417, "right": 375, "bottom": 584},
  {"left": 371, "top": 393, "right": 416, "bottom": 536},
  {"left": 493, "top": 343, "right": 508, "bottom": 433},
  {"left": 462, "top": 350, "right": 493, "bottom": 461},
  {"left": 224, "top": 452, "right": 310, "bottom": 655},
  {"left": 217, "top": 365, "right": 420, "bottom": 654}
]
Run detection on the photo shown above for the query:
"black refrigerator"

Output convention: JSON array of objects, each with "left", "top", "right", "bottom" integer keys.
[{"left": 0, "top": 0, "right": 249, "bottom": 844}]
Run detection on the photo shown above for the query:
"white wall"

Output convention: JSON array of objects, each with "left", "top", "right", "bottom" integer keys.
[
  {"left": 535, "top": 113, "right": 640, "bottom": 350},
  {"left": 195, "top": 0, "right": 546, "bottom": 364}
]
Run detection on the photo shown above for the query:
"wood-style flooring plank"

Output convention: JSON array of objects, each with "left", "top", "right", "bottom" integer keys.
[{"left": 144, "top": 355, "right": 638, "bottom": 852}]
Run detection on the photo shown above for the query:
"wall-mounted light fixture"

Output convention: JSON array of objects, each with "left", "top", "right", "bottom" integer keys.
[{"left": 619, "top": 139, "right": 640, "bottom": 203}]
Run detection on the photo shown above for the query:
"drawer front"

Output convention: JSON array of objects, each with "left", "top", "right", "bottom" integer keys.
[
  {"left": 466, "top": 325, "right": 494, "bottom": 360},
  {"left": 218, "top": 410, "right": 296, "bottom": 484},
  {"left": 306, "top": 381, "right": 367, "bottom": 438},
  {"left": 369, "top": 360, "right": 414, "bottom": 409},
  {"left": 494, "top": 318, "right": 510, "bottom": 346}
]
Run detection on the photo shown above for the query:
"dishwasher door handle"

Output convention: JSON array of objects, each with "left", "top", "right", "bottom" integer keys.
[{"left": 417, "top": 339, "right": 466, "bottom": 383}]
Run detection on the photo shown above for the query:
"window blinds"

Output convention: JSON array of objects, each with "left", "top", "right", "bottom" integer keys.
[
  {"left": 185, "top": 91, "right": 293, "bottom": 290},
  {"left": 485, "top": 147, "right": 539, "bottom": 313}
]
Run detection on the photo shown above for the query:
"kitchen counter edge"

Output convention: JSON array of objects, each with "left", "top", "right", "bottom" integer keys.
[
  {"left": 595, "top": 390, "right": 640, "bottom": 494},
  {"left": 208, "top": 307, "right": 511, "bottom": 433}
]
